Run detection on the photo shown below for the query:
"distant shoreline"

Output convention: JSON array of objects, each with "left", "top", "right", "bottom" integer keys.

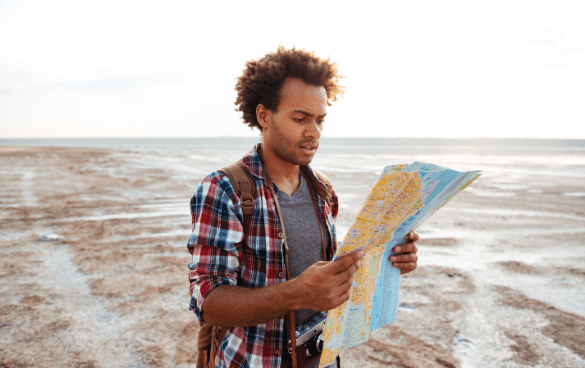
[{"left": 2, "top": 137, "right": 585, "bottom": 149}]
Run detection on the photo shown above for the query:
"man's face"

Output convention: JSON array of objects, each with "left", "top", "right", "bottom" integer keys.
[{"left": 263, "top": 77, "right": 328, "bottom": 166}]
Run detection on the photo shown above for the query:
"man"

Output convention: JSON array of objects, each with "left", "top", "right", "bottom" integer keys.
[{"left": 188, "top": 47, "right": 419, "bottom": 368}]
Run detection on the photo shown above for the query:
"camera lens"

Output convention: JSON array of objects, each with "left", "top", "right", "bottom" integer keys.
[{"left": 315, "top": 332, "right": 324, "bottom": 352}]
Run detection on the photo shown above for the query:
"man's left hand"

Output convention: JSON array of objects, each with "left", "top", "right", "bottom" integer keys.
[{"left": 389, "top": 231, "right": 419, "bottom": 275}]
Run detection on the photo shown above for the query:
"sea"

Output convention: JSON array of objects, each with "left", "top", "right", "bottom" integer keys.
[
  {"left": 2, "top": 137, "right": 585, "bottom": 156},
  {"left": 3, "top": 137, "right": 584, "bottom": 176}
]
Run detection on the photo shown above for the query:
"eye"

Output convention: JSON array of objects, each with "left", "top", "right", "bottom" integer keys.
[
  {"left": 294, "top": 118, "right": 304, "bottom": 122},
  {"left": 317, "top": 119, "right": 325, "bottom": 124}
]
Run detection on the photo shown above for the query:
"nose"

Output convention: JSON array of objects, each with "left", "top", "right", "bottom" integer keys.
[{"left": 306, "top": 119, "right": 322, "bottom": 140}]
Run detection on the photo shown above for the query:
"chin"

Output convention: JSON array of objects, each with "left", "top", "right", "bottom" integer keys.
[
  {"left": 299, "top": 158, "right": 313, "bottom": 166},
  {"left": 295, "top": 154, "right": 315, "bottom": 166},
  {"left": 296, "top": 149, "right": 317, "bottom": 165}
]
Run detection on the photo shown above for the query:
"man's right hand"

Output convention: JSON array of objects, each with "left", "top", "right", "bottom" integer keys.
[
  {"left": 292, "top": 250, "right": 364, "bottom": 311},
  {"left": 200, "top": 249, "right": 363, "bottom": 327}
]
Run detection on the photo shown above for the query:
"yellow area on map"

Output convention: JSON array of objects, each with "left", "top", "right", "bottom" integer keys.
[{"left": 319, "top": 171, "right": 422, "bottom": 367}]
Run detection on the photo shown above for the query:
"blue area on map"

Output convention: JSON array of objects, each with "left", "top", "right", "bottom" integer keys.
[
  {"left": 369, "top": 167, "right": 462, "bottom": 330},
  {"left": 372, "top": 230, "right": 410, "bottom": 330},
  {"left": 369, "top": 223, "right": 418, "bottom": 329},
  {"left": 419, "top": 170, "right": 459, "bottom": 205}
]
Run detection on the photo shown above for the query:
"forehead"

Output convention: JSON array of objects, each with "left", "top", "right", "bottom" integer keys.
[{"left": 277, "top": 77, "right": 327, "bottom": 114}]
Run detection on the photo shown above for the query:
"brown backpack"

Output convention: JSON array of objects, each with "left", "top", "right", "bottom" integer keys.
[{"left": 194, "top": 162, "right": 333, "bottom": 368}]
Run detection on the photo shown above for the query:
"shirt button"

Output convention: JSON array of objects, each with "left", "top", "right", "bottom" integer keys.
[
  {"left": 275, "top": 350, "right": 280, "bottom": 355},
  {"left": 278, "top": 272, "right": 284, "bottom": 278},
  {"left": 278, "top": 232, "right": 283, "bottom": 238}
]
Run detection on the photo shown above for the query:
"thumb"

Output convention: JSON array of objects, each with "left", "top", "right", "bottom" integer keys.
[{"left": 327, "top": 250, "right": 364, "bottom": 274}]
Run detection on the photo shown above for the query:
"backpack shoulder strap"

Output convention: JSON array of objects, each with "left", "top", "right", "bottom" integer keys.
[
  {"left": 195, "top": 163, "right": 255, "bottom": 368},
  {"left": 196, "top": 321, "right": 229, "bottom": 368},
  {"left": 219, "top": 162, "right": 256, "bottom": 233},
  {"left": 313, "top": 170, "right": 334, "bottom": 203}
]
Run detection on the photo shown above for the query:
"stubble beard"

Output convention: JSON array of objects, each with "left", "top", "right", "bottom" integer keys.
[{"left": 269, "top": 116, "right": 313, "bottom": 166}]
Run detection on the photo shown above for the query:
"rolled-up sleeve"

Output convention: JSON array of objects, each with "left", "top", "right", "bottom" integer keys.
[{"left": 187, "top": 175, "right": 245, "bottom": 321}]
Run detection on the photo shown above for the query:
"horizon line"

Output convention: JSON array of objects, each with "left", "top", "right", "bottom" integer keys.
[{"left": 2, "top": 136, "right": 585, "bottom": 141}]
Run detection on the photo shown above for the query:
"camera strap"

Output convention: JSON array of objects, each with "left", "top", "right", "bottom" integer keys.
[{"left": 277, "top": 170, "right": 330, "bottom": 368}]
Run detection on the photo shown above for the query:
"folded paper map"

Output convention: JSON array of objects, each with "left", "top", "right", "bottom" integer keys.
[{"left": 319, "top": 162, "right": 481, "bottom": 367}]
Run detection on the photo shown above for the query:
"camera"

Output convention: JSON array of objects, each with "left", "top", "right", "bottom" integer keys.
[{"left": 289, "top": 311, "right": 327, "bottom": 362}]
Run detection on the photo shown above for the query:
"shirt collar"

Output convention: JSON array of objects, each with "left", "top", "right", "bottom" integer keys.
[{"left": 240, "top": 144, "right": 330, "bottom": 202}]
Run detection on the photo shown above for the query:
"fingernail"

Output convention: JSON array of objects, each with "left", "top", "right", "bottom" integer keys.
[
  {"left": 395, "top": 246, "right": 401, "bottom": 252},
  {"left": 391, "top": 256, "right": 397, "bottom": 261},
  {"left": 357, "top": 261, "right": 361, "bottom": 268},
  {"left": 357, "top": 251, "right": 364, "bottom": 258}
]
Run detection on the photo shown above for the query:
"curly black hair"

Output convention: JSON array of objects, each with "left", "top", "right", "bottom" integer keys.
[{"left": 234, "top": 46, "right": 344, "bottom": 131}]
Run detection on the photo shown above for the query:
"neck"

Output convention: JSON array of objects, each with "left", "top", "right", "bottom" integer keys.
[{"left": 259, "top": 144, "right": 301, "bottom": 195}]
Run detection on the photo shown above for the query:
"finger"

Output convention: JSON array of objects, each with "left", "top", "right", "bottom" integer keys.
[
  {"left": 395, "top": 262, "right": 417, "bottom": 273},
  {"left": 389, "top": 253, "right": 418, "bottom": 263},
  {"left": 407, "top": 231, "right": 420, "bottom": 242},
  {"left": 336, "top": 285, "right": 353, "bottom": 301},
  {"left": 330, "top": 262, "right": 360, "bottom": 287},
  {"left": 338, "top": 277, "right": 354, "bottom": 293},
  {"left": 340, "top": 262, "right": 360, "bottom": 280},
  {"left": 327, "top": 250, "right": 364, "bottom": 275},
  {"left": 393, "top": 241, "right": 418, "bottom": 254},
  {"left": 313, "top": 261, "right": 331, "bottom": 268},
  {"left": 335, "top": 291, "right": 351, "bottom": 307}
]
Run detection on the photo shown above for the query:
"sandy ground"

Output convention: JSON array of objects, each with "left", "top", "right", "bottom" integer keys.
[{"left": 1, "top": 146, "right": 584, "bottom": 368}]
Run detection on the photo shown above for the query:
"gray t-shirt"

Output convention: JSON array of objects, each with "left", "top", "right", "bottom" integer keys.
[{"left": 276, "top": 173, "right": 336, "bottom": 368}]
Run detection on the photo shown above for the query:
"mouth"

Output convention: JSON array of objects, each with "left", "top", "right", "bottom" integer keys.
[{"left": 299, "top": 145, "right": 318, "bottom": 154}]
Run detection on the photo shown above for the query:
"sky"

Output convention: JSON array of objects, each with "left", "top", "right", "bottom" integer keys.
[{"left": 1, "top": 0, "right": 584, "bottom": 139}]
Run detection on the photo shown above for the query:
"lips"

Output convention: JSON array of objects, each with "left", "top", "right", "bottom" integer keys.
[
  {"left": 300, "top": 144, "right": 318, "bottom": 154},
  {"left": 299, "top": 141, "right": 319, "bottom": 150}
]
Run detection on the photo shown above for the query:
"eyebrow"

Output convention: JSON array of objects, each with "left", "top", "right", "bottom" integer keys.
[{"left": 293, "top": 110, "right": 327, "bottom": 118}]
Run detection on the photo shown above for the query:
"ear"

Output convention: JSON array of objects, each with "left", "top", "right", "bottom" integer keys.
[{"left": 256, "top": 104, "right": 272, "bottom": 131}]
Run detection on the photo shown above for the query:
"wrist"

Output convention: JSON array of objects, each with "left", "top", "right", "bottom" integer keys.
[{"left": 282, "top": 277, "right": 305, "bottom": 311}]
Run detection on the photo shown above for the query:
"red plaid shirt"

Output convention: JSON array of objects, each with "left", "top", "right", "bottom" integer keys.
[{"left": 188, "top": 145, "right": 339, "bottom": 367}]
